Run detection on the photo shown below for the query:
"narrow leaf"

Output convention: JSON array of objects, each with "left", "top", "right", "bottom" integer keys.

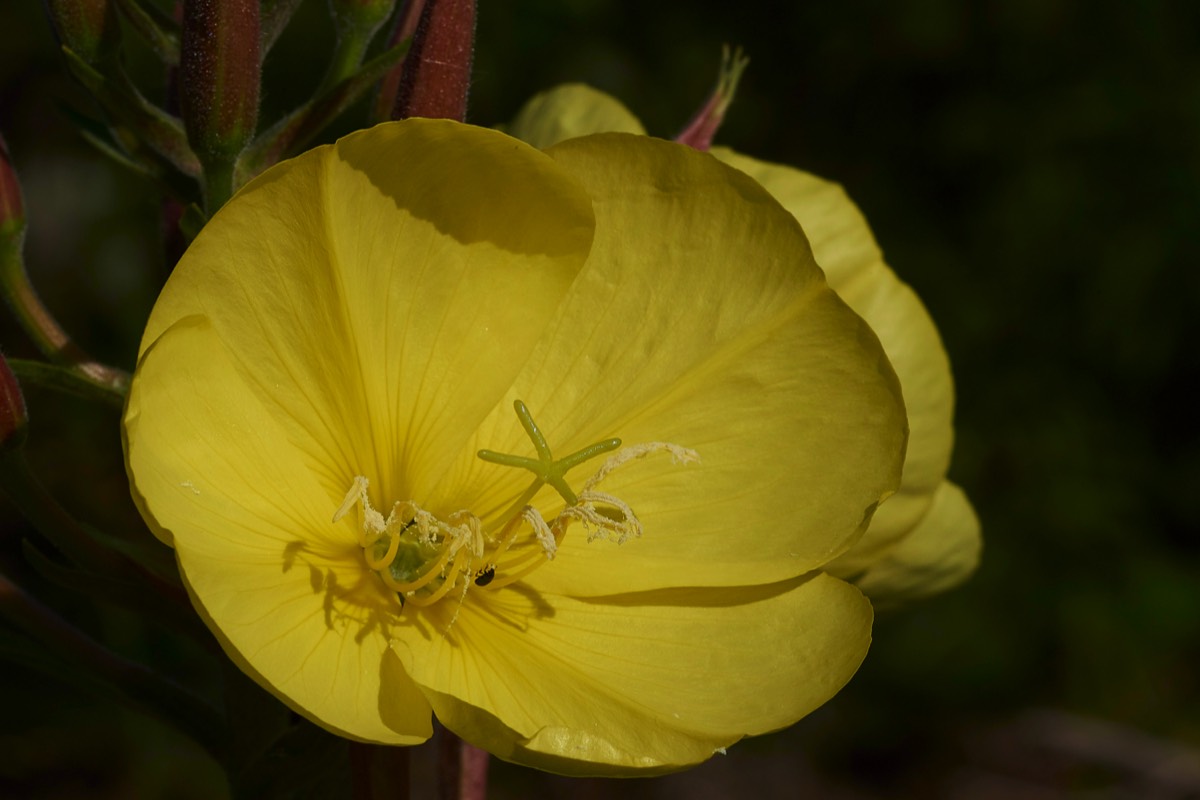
[
  {"left": 62, "top": 46, "right": 200, "bottom": 176},
  {"left": 113, "top": 0, "right": 180, "bottom": 65},
  {"left": 239, "top": 38, "right": 410, "bottom": 179}
]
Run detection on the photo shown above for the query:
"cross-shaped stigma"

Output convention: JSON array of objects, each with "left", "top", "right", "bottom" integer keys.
[{"left": 477, "top": 400, "right": 621, "bottom": 506}]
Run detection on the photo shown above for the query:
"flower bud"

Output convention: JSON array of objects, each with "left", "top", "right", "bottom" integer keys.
[
  {"left": 44, "top": 0, "right": 121, "bottom": 67},
  {"left": 392, "top": 0, "right": 475, "bottom": 121},
  {"left": 180, "top": 0, "right": 262, "bottom": 163},
  {"left": 0, "top": 352, "right": 28, "bottom": 452},
  {"left": 0, "top": 134, "right": 24, "bottom": 242},
  {"left": 676, "top": 46, "right": 749, "bottom": 152}
]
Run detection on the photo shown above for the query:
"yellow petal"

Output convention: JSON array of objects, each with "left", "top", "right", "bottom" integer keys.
[
  {"left": 507, "top": 84, "right": 647, "bottom": 150},
  {"left": 850, "top": 481, "right": 981, "bottom": 606},
  {"left": 141, "top": 119, "right": 595, "bottom": 510},
  {"left": 822, "top": 270, "right": 954, "bottom": 570},
  {"left": 437, "top": 134, "right": 907, "bottom": 595},
  {"left": 506, "top": 96, "right": 957, "bottom": 572},
  {"left": 124, "top": 317, "right": 431, "bottom": 743},
  {"left": 709, "top": 148, "right": 882, "bottom": 289},
  {"left": 391, "top": 572, "right": 871, "bottom": 775},
  {"left": 711, "top": 148, "right": 957, "bottom": 565}
]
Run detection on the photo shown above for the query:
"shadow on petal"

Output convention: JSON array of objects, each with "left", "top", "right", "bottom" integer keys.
[
  {"left": 567, "top": 570, "right": 823, "bottom": 609},
  {"left": 332, "top": 120, "right": 593, "bottom": 257}
]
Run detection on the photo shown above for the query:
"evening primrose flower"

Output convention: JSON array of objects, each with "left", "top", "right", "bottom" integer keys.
[
  {"left": 123, "top": 119, "right": 906, "bottom": 774},
  {"left": 509, "top": 84, "right": 981, "bottom": 606}
]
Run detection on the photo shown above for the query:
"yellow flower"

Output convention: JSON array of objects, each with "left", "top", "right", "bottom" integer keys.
[
  {"left": 510, "top": 85, "right": 981, "bottom": 606},
  {"left": 123, "top": 119, "right": 906, "bottom": 774}
]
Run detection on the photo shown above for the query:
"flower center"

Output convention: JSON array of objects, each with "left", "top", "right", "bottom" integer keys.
[{"left": 333, "top": 400, "right": 699, "bottom": 609}]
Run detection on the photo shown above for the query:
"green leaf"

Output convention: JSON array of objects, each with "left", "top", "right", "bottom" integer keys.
[
  {"left": 61, "top": 46, "right": 200, "bottom": 177},
  {"left": 113, "top": 0, "right": 181, "bottom": 65},
  {"left": 239, "top": 38, "right": 411, "bottom": 180},
  {"left": 56, "top": 103, "right": 201, "bottom": 206},
  {"left": 261, "top": 0, "right": 306, "bottom": 54}
]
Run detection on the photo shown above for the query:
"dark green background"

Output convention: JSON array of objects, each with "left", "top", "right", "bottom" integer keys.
[{"left": 2, "top": 0, "right": 1197, "bottom": 796}]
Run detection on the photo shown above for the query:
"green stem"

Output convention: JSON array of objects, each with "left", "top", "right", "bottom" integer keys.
[
  {"left": 201, "top": 158, "right": 236, "bottom": 216},
  {"left": 0, "top": 569, "right": 225, "bottom": 758},
  {"left": 8, "top": 358, "right": 126, "bottom": 409},
  {"left": 113, "top": 0, "right": 181, "bottom": 65},
  {"left": 0, "top": 241, "right": 130, "bottom": 398}
]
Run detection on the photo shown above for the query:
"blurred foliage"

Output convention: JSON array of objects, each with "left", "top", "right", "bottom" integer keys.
[{"left": 1, "top": 0, "right": 1198, "bottom": 797}]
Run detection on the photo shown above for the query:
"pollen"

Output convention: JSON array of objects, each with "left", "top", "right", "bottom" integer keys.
[{"left": 334, "top": 401, "right": 699, "bottom": 607}]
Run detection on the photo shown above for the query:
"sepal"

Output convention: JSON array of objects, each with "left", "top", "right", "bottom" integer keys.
[{"left": 676, "top": 46, "right": 749, "bottom": 151}]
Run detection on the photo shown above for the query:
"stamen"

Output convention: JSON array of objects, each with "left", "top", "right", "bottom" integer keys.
[
  {"left": 404, "top": 547, "right": 470, "bottom": 606},
  {"left": 484, "top": 523, "right": 566, "bottom": 590},
  {"left": 581, "top": 442, "right": 701, "bottom": 493},
  {"left": 364, "top": 530, "right": 402, "bottom": 570},
  {"left": 488, "top": 513, "right": 524, "bottom": 562},
  {"left": 492, "top": 547, "right": 549, "bottom": 578},
  {"left": 563, "top": 490, "right": 643, "bottom": 544},
  {"left": 332, "top": 476, "right": 368, "bottom": 523},
  {"left": 338, "top": 424, "right": 699, "bottom": 609},
  {"left": 447, "top": 510, "right": 485, "bottom": 559},
  {"left": 521, "top": 506, "right": 558, "bottom": 559},
  {"left": 486, "top": 508, "right": 559, "bottom": 578},
  {"left": 377, "top": 542, "right": 454, "bottom": 594}
]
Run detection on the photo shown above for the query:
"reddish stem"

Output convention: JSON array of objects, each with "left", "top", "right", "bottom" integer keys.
[
  {"left": 350, "top": 742, "right": 411, "bottom": 800},
  {"left": 392, "top": 0, "right": 475, "bottom": 121},
  {"left": 438, "top": 729, "right": 488, "bottom": 800},
  {"left": 374, "top": 0, "right": 426, "bottom": 122}
]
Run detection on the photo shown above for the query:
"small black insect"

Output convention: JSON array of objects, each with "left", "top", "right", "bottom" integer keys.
[{"left": 473, "top": 564, "right": 496, "bottom": 586}]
